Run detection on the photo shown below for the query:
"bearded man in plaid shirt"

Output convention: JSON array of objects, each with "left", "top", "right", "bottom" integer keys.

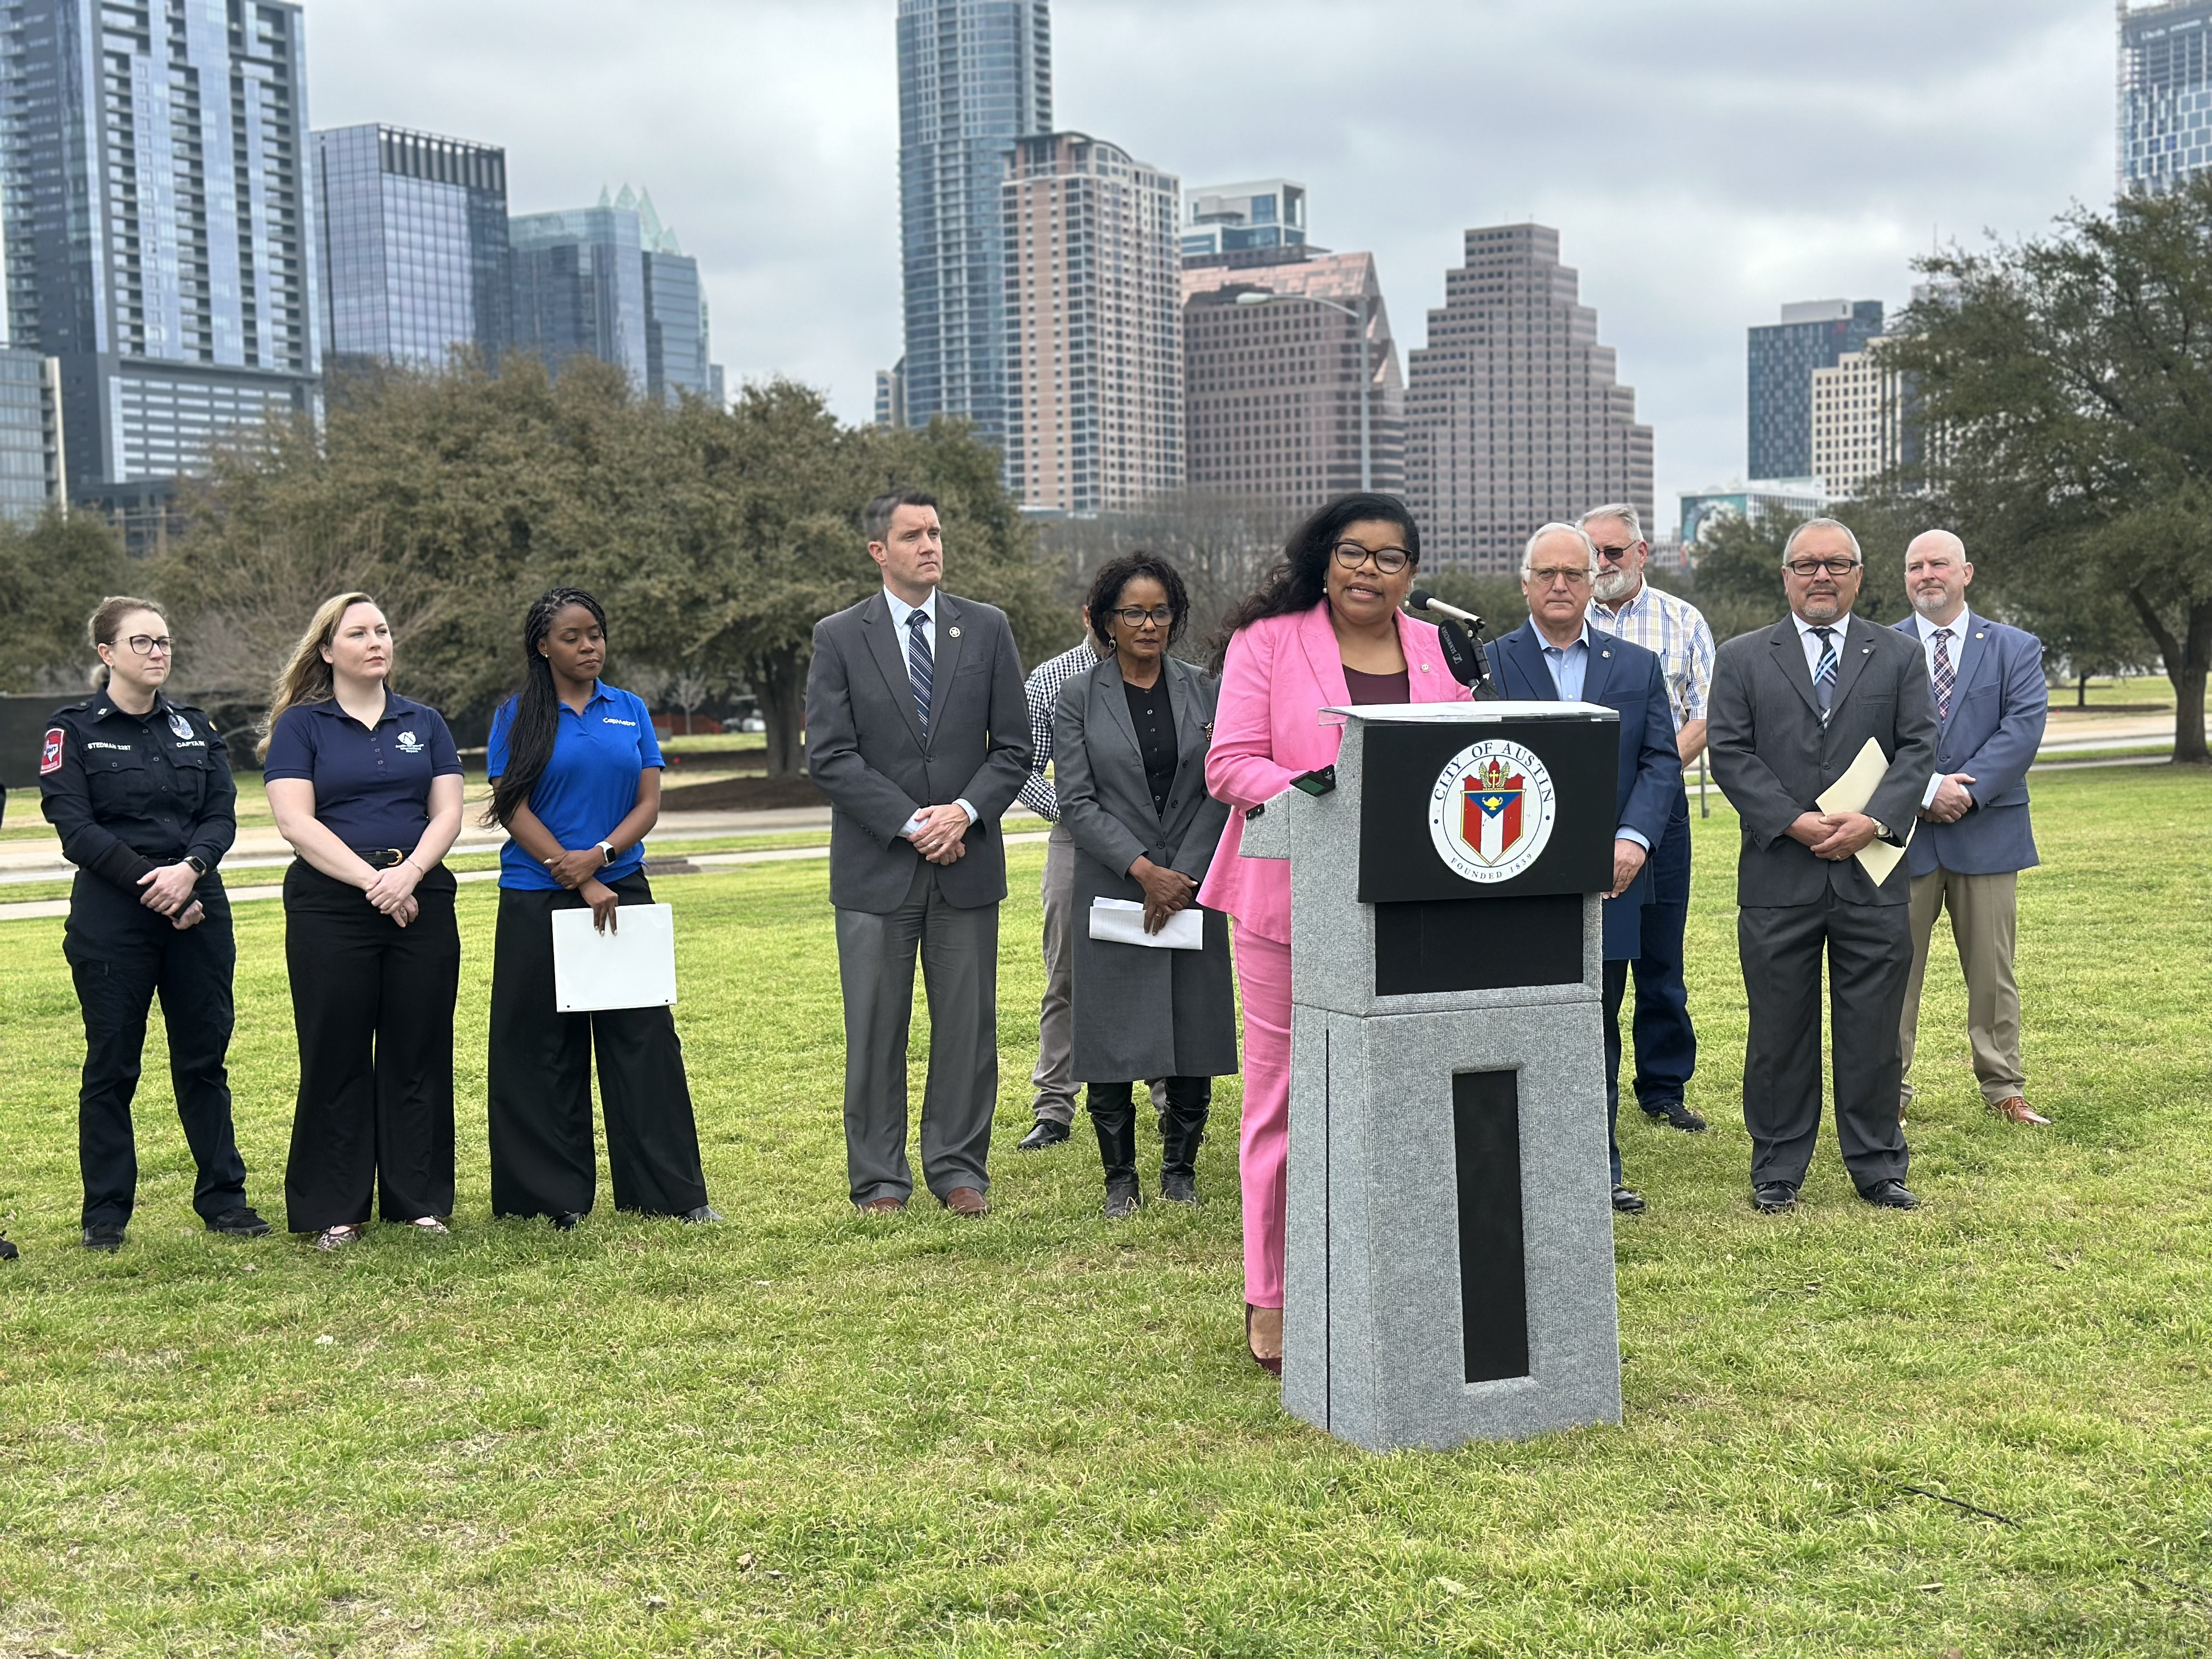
[{"left": 1580, "top": 504, "right": 1716, "bottom": 1136}]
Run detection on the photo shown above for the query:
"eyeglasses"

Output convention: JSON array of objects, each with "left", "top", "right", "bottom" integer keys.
[
  {"left": 1784, "top": 557, "right": 1861, "bottom": 578},
  {"left": 1593, "top": 543, "right": 1639, "bottom": 563},
  {"left": 123, "top": 635, "right": 174, "bottom": 657},
  {"left": 1527, "top": 567, "right": 1594, "bottom": 589},
  {"left": 1331, "top": 541, "right": 1412, "bottom": 575},
  {"left": 1109, "top": 605, "right": 1175, "bottom": 628}
]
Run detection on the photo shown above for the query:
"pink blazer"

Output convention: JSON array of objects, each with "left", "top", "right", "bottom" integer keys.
[{"left": 1199, "top": 601, "right": 1471, "bottom": 943}]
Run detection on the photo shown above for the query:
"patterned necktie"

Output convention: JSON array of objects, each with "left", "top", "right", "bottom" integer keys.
[
  {"left": 1810, "top": 627, "right": 1837, "bottom": 721},
  {"left": 906, "top": 608, "right": 933, "bottom": 731},
  {"left": 1931, "top": 627, "right": 1955, "bottom": 722}
]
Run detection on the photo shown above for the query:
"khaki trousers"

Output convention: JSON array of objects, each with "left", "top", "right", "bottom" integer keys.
[{"left": 1899, "top": 867, "right": 2024, "bottom": 1108}]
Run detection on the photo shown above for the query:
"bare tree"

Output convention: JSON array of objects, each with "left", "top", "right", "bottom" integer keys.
[{"left": 1034, "top": 489, "right": 1300, "bottom": 658}]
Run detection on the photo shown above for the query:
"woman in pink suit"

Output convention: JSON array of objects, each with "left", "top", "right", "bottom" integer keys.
[{"left": 1201, "top": 494, "right": 1470, "bottom": 1374}]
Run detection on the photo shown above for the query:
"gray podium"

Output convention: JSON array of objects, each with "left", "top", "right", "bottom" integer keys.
[{"left": 1240, "top": 701, "right": 1624, "bottom": 1451}]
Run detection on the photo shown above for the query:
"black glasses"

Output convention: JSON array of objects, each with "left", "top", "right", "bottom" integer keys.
[
  {"left": 124, "top": 635, "right": 174, "bottom": 657},
  {"left": 1331, "top": 541, "right": 1412, "bottom": 575},
  {"left": 1784, "top": 557, "right": 1860, "bottom": 578},
  {"left": 1109, "top": 606, "right": 1175, "bottom": 628},
  {"left": 1593, "top": 543, "right": 1639, "bottom": 563}
]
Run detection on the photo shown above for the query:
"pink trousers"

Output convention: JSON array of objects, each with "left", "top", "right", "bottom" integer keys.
[{"left": 1235, "top": 927, "right": 1291, "bottom": 1310}]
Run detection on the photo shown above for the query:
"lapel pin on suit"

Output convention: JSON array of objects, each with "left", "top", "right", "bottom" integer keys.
[{"left": 949, "top": 627, "right": 961, "bottom": 638}]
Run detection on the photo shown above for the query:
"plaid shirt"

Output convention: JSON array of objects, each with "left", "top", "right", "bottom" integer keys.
[
  {"left": 1018, "top": 640, "right": 1106, "bottom": 821},
  {"left": 1588, "top": 582, "right": 1714, "bottom": 732}
]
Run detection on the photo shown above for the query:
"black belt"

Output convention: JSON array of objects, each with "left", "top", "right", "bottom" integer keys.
[{"left": 350, "top": 847, "right": 410, "bottom": 869}]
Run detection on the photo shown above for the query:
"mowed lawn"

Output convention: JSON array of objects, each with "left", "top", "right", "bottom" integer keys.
[{"left": 2, "top": 766, "right": 2209, "bottom": 1658}]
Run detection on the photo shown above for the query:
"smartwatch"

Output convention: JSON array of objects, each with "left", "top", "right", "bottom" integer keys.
[
  {"left": 185, "top": 855, "right": 208, "bottom": 876},
  {"left": 598, "top": 842, "right": 617, "bottom": 866}
]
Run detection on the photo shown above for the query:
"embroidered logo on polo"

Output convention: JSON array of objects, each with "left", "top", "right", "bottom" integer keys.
[
  {"left": 1428, "top": 740, "right": 1557, "bottom": 884},
  {"left": 394, "top": 730, "right": 425, "bottom": 754},
  {"left": 600, "top": 716, "right": 637, "bottom": 727}
]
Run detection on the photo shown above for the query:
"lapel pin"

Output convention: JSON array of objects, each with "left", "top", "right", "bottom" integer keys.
[
  {"left": 1974, "top": 631, "right": 1985, "bottom": 640},
  {"left": 1601, "top": 650, "right": 1611, "bottom": 658},
  {"left": 948, "top": 627, "right": 961, "bottom": 638}
]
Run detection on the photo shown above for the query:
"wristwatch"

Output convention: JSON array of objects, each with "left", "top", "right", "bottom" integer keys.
[
  {"left": 185, "top": 855, "right": 208, "bottom": 876},
  {"left": 598, "top": 842, "right": 617, "bottom": 866}
]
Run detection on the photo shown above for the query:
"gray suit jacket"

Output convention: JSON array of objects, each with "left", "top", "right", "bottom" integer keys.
[
  {"left": 804, "top": 589, "right": 1031, "bottom": 913},
  {"left": 1707, "top": 613, "right": 1937, "bottom": 908}
]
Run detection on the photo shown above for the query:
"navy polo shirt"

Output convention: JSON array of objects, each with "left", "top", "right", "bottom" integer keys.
[
  {"left": 262, "top": 693, "right": 463, "bottom": 853},
  {"left": 486, "top": 683, "right": 663, "bottom": 891}
]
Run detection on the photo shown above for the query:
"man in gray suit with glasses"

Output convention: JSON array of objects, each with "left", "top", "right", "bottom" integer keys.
[
  {"left": 1706, "top": 518, "right": 1937, "bottom": 1215},
  {"left": 805, "top": 490, "right": 1031, "bottom": 1217}
]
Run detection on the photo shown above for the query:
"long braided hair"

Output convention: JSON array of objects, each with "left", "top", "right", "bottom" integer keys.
[{"left": 486, "top": 587, "right": 609, "bottom": 828}]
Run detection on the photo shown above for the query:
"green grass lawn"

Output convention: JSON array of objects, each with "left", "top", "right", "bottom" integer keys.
[{"left": 2, "top": 768, "right": 2209, "bottom": 1656}]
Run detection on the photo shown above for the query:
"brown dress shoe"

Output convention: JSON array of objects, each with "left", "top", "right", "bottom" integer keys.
[
  {"left": 942, "top": 1187, "right": 989, "bottom": 1217},
  {"left": 1991, "top": 1096, "right": 2051, "bottom": 1126},
  {"left": 856, "top": 1197, "right": 907, "bottom": 1216}
]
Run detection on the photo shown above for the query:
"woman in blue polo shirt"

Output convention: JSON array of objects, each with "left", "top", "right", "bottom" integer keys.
[
  {"left": 262, "top": 592, "right": 465, "bottom": 1250},
  {"left": 483, "top": 587, "right": 715, "bottom": 1229}
]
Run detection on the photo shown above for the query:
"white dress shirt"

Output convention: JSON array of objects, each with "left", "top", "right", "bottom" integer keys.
[
  {"left": 1912, "top": 608, "right": 1970, "bottom": 809},
  {"left": 883, "top": 586, "right": 976, "bottom": 836}
]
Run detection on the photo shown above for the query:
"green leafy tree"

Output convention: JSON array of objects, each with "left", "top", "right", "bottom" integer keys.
[
  {"left": 0, "top": 511, "right": 131, "bottom": 693},
  {"left": 1884, "top": 177, "right": 2212, "bottom": 762},
  {"left": 1680, "top": 509, "right": 1801, "bottom": 645}
]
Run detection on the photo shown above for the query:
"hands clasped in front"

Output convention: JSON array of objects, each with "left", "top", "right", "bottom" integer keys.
[
  {"left": 1921, "top": 772, "right": 1976, "bottom": 825},
  {"left": 545, "top": 845, "right": 620, "bottom": 933},
  {"left": 907, "top": 803, "right": 972, "bottom": 867},
  {"left": 1129, "top": 855, "right": 1197, "bottom": 935},
  {"left": 136, "top": 861, "right": 205, "bottom": 930},
  {"left": 1787, "top": 810, "right": 1882, "bottom": 861},
  {"left": 362, "top": 860, "right": 423, "bottom": 929}
]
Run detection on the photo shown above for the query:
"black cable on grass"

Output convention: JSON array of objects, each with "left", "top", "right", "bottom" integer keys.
[{"left": 1893, "top": 1485, "right": 2022, "bottom": 1527}]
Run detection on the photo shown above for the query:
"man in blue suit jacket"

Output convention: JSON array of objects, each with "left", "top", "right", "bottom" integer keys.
[
  {"left": 1894, "top": 531, "right": 2051, "bottom": 1127},
  {"left": 1489, "top": 524, "right": 1683, "bottom": 1213}
]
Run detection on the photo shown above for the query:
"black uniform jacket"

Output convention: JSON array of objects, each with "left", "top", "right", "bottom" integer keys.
[{"left": 38, "top": 689, "right": 238, "bottom": 892}]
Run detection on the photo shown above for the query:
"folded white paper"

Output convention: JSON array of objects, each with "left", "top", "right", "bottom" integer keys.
[
  {"left": 1087, "top": 896, "right": 1203, "bottom": 951},
  {"left": 1815, "top": 737, "right": 1915, "bottom": 885},
  {"left": 551, "top": 902, "right": 678, "bottom": 1012}
]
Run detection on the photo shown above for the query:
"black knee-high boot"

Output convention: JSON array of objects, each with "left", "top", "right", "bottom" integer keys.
[
  {"left": 1087, "top": 1081, "right": 1140, "bottom": 1216},
  {"left": 1159, "top": 1076, "right": 1211, "bottom": 1205}
]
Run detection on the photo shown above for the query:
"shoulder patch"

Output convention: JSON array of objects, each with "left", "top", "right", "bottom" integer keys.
[{"left": 40, "top": 727, "right": 64, "bottom": 775}]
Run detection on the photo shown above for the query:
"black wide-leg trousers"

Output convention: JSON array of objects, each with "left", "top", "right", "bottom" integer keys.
[
  {"left": 486, "top": 874, "right": 708, "bottom": 1220},
  {"left": 64, "top": 874, "right": 248, "bottom": 1230},
  {"left": 282, "top": 861, "right": 460, "bottom": 1232}
]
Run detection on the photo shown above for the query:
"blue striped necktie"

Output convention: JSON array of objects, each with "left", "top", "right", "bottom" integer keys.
[
  {"left": 906, "top": 608, "right": 933, "bottom": 731},
  {"left": 1810, "top": 626, "right": 1837, "bottom": 721}
]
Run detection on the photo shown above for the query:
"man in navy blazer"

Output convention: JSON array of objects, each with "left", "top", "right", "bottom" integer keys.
[
  {"left": 1893, "top": 531, "right": 2051, "bottom": 1127},
  {"left": 1488, "top": 523, "right": 1683, "bottom": 1214}
]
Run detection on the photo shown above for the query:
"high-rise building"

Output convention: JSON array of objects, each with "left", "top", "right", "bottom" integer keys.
[
  {"left": 1746, "top": 298, "right": 1883, "bottom": 481},
  {"left": 1810, "top": 337, "right": 1911, "bottom": 500},
  {"left": 510, "top": 187, "right": 718, "bottom": 403},
  {"left": 1003, "top": 131, "right": 1181, "bottom": 513},
  {"left": 0, "top": 0, "right": 321, "bottom": 496},
  {"left": 314, "top": 125, "right": 510, "bottom": 372},
  {"left": 0, "top": 347, "right": 65, "bottom": 523},
  {"left": 1679, "top": 478, "right": 1828, "bottom": 549},
  {"left": 1404, "top": 223, "right": 1652, "bottom": 572},
  {"left": 897, "top": 0, "right": 1052, "bottom": 449},
  {"left": 2120, "top": 0, "right": 2212, "bottom": 192},
  {"left": 1183, "top": 252, "right": 1403, "bottom": 510},
  {"left": 1181, "top": 179, "right": 1308, "bottom": 266},
  {"left": 875, "top": 359, "right": 907, "bottom": 427}
]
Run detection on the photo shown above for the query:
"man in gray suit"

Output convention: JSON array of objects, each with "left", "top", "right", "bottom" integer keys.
[
  {"left": 805, "top": 490, "right": 1032, "bottom": 1216},
  {"left": 1893, "top": 530, "right": 2051, "bottom": 1127},
  {"left": 1707, "top": 518, "right": 1938, "bottom": 1213}
]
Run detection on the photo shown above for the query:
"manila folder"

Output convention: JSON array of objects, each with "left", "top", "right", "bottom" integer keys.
[
  {"left": 1815, "top": 737, "right": 1914, "bottom": 886},
  {"left": 552, "top": 902, "right": 678, "bottom": 1012}
]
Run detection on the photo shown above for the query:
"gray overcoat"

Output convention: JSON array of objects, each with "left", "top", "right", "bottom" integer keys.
[{"left": 1053, "top": 653, "right": 1239, "bottom": 1085}]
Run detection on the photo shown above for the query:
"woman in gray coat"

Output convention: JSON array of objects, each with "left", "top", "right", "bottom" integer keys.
[{"left": 1053, "top": 553, "right": 1238, "bottom": 1218}]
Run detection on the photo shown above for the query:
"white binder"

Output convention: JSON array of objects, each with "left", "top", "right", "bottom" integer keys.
[{"left": 551, "top": 902, "right": 678, "bottom": 1012}]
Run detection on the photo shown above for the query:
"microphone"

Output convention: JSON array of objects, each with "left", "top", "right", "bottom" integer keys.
[
  {"left": 1406, "top": 591, "right": 1494, "bottom": 695},
  {"left": 1409, "top": 589, "right": 1482, "bottom": 631}
]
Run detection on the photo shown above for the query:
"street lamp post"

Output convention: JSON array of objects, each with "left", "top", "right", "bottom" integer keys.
[{"left": 1234, "top": 288, "right": 1374, "bottom": 492}]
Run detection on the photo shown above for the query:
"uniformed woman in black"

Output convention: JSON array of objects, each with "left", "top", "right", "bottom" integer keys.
[{"left": 38, "top": 596, "right": 269, "bottom": 1252}]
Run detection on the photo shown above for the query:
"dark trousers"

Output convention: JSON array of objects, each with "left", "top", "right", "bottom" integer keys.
[
  {"left": 1629, "top": 793, "right": 1697, "bottom": 1112},
  {"left": 281, "top": 861, "right": 460, "bottom": 1232},
  {"left": 64, "top": 874, "right": 247, "bottom": 1230},
  {"left": 1739, "top": 892, "right": 1912, "bottom": 1192},
  {"left": 1087, "top": 1076, "right": 1210, "bottom": 1189},
  {"left": 832, "top": 859, "right": 998, "bottom": 1206},
  {"left": 487, "top": 875, "right": 709, "bottom": 1218},
  {"left": 1601, "top": 961, "right": 1628, "bottom": 1187}
]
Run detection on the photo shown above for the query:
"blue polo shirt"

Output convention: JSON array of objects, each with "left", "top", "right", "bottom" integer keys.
[
  {"left": 262, "top": 692, "right": 463, "bottom": 852},
  {"left": 486, "top": 683, "right": 663, "bottom": 891}
]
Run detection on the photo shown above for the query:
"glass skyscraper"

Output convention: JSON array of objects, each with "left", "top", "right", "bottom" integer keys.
[
  {"left": 897, "top": 0, "right": 1052, "bottom": 450},
  {"left": 1745, "top": 299, "right": 1883, "bottom": 482},
  {"left": 314, "top": 124, "right": 510, "bottom": 371},
  {"left": 0, "top": 347, "right": 64, "bottom": 524},
  {"left": 511, "top": 187, "right": 715, "bottom": 404},
  {"left": 2120, "top": 1, "right": 2212, "bottom": 192},
  {"left": 0, "top": 0, "right": 320, "bottom": 495}
]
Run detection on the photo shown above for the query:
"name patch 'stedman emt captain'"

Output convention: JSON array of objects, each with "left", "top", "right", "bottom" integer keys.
[{"left": 38, "top": 595, "right": 272, "bottom": 1252}]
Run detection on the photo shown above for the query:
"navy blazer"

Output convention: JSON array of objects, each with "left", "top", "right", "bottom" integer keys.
[
  {"left": 1486, "top": 619, "right": 1683, "bottom": 959},
  {"left": 1892, "top": 611, "right": 2045, "bottom": 877}
]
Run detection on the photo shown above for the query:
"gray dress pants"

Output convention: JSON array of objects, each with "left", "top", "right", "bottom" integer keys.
[
  {"left": 1029, "top": 825, "right": 1079, "bottom": 1126},
  {"left": 834, "top": 859, "right": 1000, "bottom": 1205}
]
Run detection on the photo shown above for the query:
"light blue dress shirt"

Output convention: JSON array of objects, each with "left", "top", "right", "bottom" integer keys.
[{"left": 1540, "top": 624, "right": 1645, "bottom": 853}]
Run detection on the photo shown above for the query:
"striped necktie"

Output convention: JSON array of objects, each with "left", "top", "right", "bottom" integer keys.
[
  {"left": 906, "top": 608, "right": 933, "bottom": 731},
  {"left": 1810, "top": 627, "right": 1837, "bottom": 721},
  {"left": 1931, "top": 627, "right": 1955, "bottom": 721}
]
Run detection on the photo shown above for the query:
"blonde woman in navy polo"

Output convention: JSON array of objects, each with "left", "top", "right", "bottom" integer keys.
[
  {"left": 482, "top": 588, "right": 715, "bottom": 1229},
  {"left": 261, "top": 593, "right": 465, "bottom": 1250}
]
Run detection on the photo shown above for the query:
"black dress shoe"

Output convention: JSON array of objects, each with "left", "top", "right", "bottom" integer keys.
[
  {"left": 1752, "top": 1182, "right": 1798, "bottom": 1214},
  {"left": 1642, "top": 1101, "right": 1708, "bottom": 1133},
  {"left": 206, "top": 1206, "right": 272, "bottom": 1238},
  {"left": 1016, "top": 1119, "right": 1070, "bottom": 1152},
  {"left": 1610, "top": 1184, "right": 1646, "bottom": 1214},
  {"left": 1858, "top": 1178, "right": 1920, "bottom": 1210},
  {"left": 679, "top": 1205, "right": 724, "bottom": 1224},
  {"left": 550, "top": 1211, "right": 584, "bottom": 1232},
  {"left": 83, "top": 1222, "right": 125, "bottom": 1252},
  {"left": 0, "top": 1231, "right": 18, "bottom": 1261}
]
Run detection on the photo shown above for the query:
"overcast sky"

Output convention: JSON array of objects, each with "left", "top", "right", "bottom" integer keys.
[{"left": 304, "top": 0, "right": 2117, "bottom": 535}]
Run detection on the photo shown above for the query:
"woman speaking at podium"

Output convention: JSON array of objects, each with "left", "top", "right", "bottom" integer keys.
[
  {"left": 482, "top": 588, "right": 715, "bottom": 1231},
  {"left": 1200, "top": 494, "right": 1470, "bottom": 1375}
]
